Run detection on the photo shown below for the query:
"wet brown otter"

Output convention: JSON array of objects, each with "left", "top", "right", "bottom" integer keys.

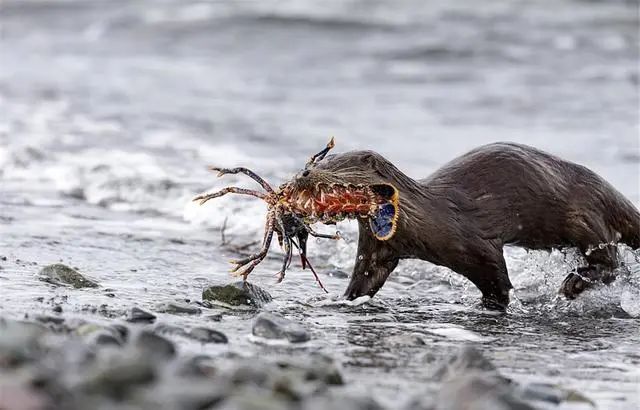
[{"left": 291, "top": 142, "right": 640, "bottom": 309}]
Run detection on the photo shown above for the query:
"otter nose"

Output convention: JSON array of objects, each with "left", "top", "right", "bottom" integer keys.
[{"left": 301, "top": 170, "right": 310, "bottom": 177}]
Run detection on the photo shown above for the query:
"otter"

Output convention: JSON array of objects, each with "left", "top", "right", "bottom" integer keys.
[{"left": 290, "top": 142, "right": 640, "bottom": 309}]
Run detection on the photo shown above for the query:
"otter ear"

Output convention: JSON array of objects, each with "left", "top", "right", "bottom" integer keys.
[
  {"left": 369, "top": 184, "right": 399, "bottom": 241},
  {"left": 370, "top": 183, "right": 397, "bottom": 201}
]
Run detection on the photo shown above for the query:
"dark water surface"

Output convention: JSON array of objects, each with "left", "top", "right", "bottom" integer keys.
[{"left": 1, "top": 1, "right": 639, "bottom": 408}]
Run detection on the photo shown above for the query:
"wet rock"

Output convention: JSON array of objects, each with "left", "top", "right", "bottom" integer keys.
[
  {"left": 432, "top": 346, "right": 498, "bottom": 381},
  {"left": 34, "top": 315, "right": 65, "bottom": 326},
  {"left": 434, "top": 374, "right": 535, "bottom": 410},
  {"left": 109, "top": 324, "right": 129, "bottom": 342},
  {"left": 135, "top": 330, "right": 176, "bottom": 360},
  {"left": 202, "top": 281, "right": 272, "bottom": 308},
  {"left": 77, "top": 324, "right": 125, "bottom": 346},
  {"left": 141, "top": 378, "right": 226, "bottom": 409},
  {"left": 518, "top": 383, "right": 594, "bottom": 407},
  {"left": 252, "top": 313, "right": 310, "bottom": 343},
  {"left": 207, "top": 313, "right": 223, "bottom": 321},
  {"left": 408, "top": 347, "right": 534, "bottom": 410},
  {"left": 188, "top": 327, "right": 228, "bottom": 344},
  {"left": 154, "top": 323, "right": 190, "bottom": 338},
  {"left": 0, "top": 319, "right": 47, "bottom": 366},
  {"left": 303, "top": 393, "right": 384, "bottom": 410},
  {"left": 384, "top": 333, "right": 426, "bottom": 347},
  {"left": 216, "top": 387, "right": 296, "bottom": 410},
  {"left": 91, "top": 332, "right": 123, "bottom": 347},
  {"left": 276, "top": 354, "right": 344, "bottom": 386},
  {"left": 126, "top": 307, "right": 156, "bottom": 323},
  {"left": 155, "top": 301, "right": 202, "bottom": 315},
  {"left": 79, "top": 354, "right": 156, "bottom": 399},
  {"left": 37, "top": 264, "right": 98, "bottom": 288}
]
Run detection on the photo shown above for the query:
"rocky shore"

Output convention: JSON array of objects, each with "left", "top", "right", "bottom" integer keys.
[{"left": 0, "top": 265, "right": 597, "bottom": 410}]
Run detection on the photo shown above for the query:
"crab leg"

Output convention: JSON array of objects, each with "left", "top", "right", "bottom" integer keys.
[
  {"left": 231, "top": 210, "right": 275, "bottom": 278},
  {"left": 292, "top": 214, "right": 340, "bottom": 240},
  {"left": 209, "top": 166, "right": 274, "bottom": 193},
  {"left": 193, "top": 187, "right": 266, "bottom": 205},
  {"left": 290, "top": 238, "right": 329, "bottom": 293},
  {"left": 305, "top": 137, "right": 335, "bottom": 168},
  {"left": 275, "top": 236, "right": 292, "bottom": 283}
]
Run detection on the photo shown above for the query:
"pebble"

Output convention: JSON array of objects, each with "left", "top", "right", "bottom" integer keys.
[
  {"left": 188, "top": 327, "right": 228, "bottom": 344},
  {"left": 252, "top": 312, "right": 310, "bottom": 343},
  {"left": 202, "top": 281, "right": 272, "bottom": 308},
  {"left": 155, "top": 301, "right": 202, "bottom": 315},
  {"left": 37, "top": 264, "right": 99, "bottom": 288},
  {"left": 135, "top": 330, "right": 176, "bottom": 360},
  {"left": 126, "top": 307, "right": 156, "bottom": 323}
]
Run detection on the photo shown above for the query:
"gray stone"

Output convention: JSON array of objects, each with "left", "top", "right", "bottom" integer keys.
[
  {"left": 0, "top": 319, "right": 47, "bottom": 366},
  {"left": 79, "top": 355, "right": 156, "bottom": 399},
  {"left": 303, "top": 394, "right": 384, "bottom": 410},
  {"left": 188, "top": 327, "right": 228, "bottom": 344},
  {"left": 154, "top": 323, "right": 190, "bottom": 338},
  {"left": 202, "top": 281, "right": 272, "bottom": 308},
  {"left": 432, "top": 346, "right": 498, "bottom": 381},
  {"left": 126, "top": 307, "right": 156, "bottom": 323},
  {"left": 435, "top": 373, "right": 534, "bottom": 410},
  {"left": 135, "top": 330, "right": 176, "bottom": 360},
  {"left": 155, "top": 301, "right": 202, "bottom": 315},
  {"left": 215, "top": 387, "right": 296, "bottom": 410},
  {"left": 276, "top": 354, "right": 344, "bottom": 386},
  {"left": 141, "top": 378, "right": 226, "bottom": 409},
  {"left": 252, "top": 313, "right": 310, "bottom": 343},
  {"left": 38, "top": 264, "right": 99, "bottom": 288}
]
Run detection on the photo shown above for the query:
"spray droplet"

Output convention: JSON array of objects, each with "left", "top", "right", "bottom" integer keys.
[{"left": 358, "top": 255, "right": 364, "bottom": 261}]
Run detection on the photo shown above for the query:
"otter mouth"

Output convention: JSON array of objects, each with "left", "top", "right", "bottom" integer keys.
[{"left": 283, "top": 182, "right": 400, "bottom": 240}]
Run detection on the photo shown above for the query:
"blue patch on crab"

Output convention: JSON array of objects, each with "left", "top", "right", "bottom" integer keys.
[{"left": 370, "top": 202, "right": 398, "bottom": 240}]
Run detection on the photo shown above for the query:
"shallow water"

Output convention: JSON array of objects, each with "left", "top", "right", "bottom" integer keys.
[{"left": 1, "top": 0, "right": 639, "bottom": 408}]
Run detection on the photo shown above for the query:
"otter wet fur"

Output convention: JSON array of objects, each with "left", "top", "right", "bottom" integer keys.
[{"left": 197, "top": 140, "right": 640, "bottom": 310}]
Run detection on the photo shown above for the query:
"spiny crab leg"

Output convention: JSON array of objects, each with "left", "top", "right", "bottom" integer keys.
[
  {"left": 275, "top": 213, "right": 294, "bottom": 283},
  {"left": 305, "top": 137, "right": 335, "bottom": 168},
  {"left": 230, "top": 210, "right": 275, "bottom": 278},
  {"left": 290, "top": 238, "right": 329, "bottom": 293},
  {"left": 209, "top": 166, "right": 275, "bottom": 193},
  {"left": 292, "top": 214, "right": 340, "bottom": 240},
  {"left": 193, "top": 187, "right": 266, "bottom": 205},
  {"left": 275, "top": 237, "right": 292, "bottom": 283}
]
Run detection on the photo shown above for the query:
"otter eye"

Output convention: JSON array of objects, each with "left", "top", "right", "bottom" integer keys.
[{"left": 302, "top": 170, "right": 310, "bottom": 177}]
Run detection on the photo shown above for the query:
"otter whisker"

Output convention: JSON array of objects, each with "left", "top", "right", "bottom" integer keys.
[
  {"left": 193, "top": 187, "right": 266, "bottom": 205},
  {"left": 208, "top": 166, "right": 275, "bottom": 193}
]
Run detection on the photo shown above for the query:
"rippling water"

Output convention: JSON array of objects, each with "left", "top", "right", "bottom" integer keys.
[{"left": 1, "top": 0, "right": 639, "bottom": 408}]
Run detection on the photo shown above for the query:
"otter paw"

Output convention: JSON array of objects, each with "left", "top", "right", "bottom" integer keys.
[{"left": 560, "top": 269, "right": 596, "bottom": 299}]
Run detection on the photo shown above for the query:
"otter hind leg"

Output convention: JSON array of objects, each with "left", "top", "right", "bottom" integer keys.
[{"left": 560, "top": 224, "right": 619, "bottom": 299}]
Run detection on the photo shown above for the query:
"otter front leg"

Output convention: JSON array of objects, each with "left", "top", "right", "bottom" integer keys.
[
  {"left": 450, "top": 242, "right": 513, "bottom": 310},
  {"left": 344, "top": 220, "right": 398, "bottom": 300}
]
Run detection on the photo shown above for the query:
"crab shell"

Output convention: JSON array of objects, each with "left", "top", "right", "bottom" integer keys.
[{"left": 277, "top": 182, "right": 400, "bottom": 240}]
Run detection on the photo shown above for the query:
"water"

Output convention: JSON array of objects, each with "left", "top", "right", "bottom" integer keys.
[{"left": 1, "top": 0, "right": 639, "bottom": 408}]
